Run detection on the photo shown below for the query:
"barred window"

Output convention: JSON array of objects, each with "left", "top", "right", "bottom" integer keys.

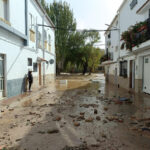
[{"left": 120, "top": 61, "right": 127, "bottom": 78}]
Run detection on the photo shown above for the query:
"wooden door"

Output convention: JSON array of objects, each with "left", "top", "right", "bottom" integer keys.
[{"left": 39, "top": 63, "right": 41, "bottom": 85}]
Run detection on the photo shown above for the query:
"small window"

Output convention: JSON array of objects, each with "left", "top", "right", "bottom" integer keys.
[
  {"left": 145, "top": 58, "right": 149, "bottom": 63},
  {"left": 108, "top": 33, "right": 111, "bottom": 39},
  {"left": 33, "top": 63, "right": 37, "bottom": 72},
  {"left": 28, "top": 58, "right": 32, "bottom": 66},
  {"left": 130, "top": 0, "right": 137, "bottom": 10},
  {"left": 0, "top": 0, "right": 8, "bottom": 21},
  {"left": 48, "top": 34, "right": 51, "bottom": 44},
  {"left": 29, "top": 13, "right": 35, "bottom": 30},
  {"left": 44, "top": 29, "right": 47, "bottom": 41},
  {"left": 120, "top": 61, "right": 127, "bottom": 78},
  {"left": 38, "top": 31, "right": 42, "bottom": 48}
]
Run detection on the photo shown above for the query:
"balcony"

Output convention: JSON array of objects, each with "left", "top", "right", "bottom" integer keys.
[{"left": 121, "top": 18, "right": 150, "bottom": 52}]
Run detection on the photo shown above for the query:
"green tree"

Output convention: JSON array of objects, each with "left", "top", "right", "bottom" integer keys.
[
  {"left": 88, "top": 48, "right": 104, "bottom": 74},
  {"left": 46, "top": 1, "right": 76, "bottom": 74}
]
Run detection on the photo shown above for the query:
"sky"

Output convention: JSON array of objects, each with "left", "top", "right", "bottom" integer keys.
[{"left": 46, "top": 0, "right": 124, "bottom": 49}]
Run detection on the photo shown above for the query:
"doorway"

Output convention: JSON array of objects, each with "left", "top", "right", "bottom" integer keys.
[
  {"left": 0, "top": 54, "right": 4, "bottom": 99},
  {"left": 39, "top": 63, "right": 42, "bottom": 85},
  {"left": 129, "top": 60, "right": 135, "bottom": 89}
]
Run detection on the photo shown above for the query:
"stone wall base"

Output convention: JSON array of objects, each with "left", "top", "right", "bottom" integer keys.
[
  {"left": 107, "top": 74, "right": 129, "bottom": 91},
  {"left": 135, "top": 79, "right": 143, "bottom": 93},
  {"left": 31, "top": 74, "right": 55, "bottom": 90},
  {"left": 107, "top": 74, "right": 143, "bottom": 93}
]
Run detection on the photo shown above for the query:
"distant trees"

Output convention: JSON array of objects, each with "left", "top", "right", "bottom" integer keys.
[{"left": 40, "top": 0, "right": 104, "bottom": 75}]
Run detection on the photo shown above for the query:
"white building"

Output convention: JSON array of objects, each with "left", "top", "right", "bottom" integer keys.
[
  {"left": 104, "top": 0, "right": 150, "bottom": 94},
  {"left": 0, "top": 0, "right": 56, "bottom": 99}
]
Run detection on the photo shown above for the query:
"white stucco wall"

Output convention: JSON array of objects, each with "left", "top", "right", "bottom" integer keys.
[
  {"left": 9, "top": 0, "right": 26, "bottom": 35},
  {"left": 0, "top": 0, "right": 55, "bottom": 80},
  {"left": 119, "top": 0, "right": 149, "bottom": 57}
]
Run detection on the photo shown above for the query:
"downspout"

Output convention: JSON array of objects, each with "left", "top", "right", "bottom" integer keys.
[
  {"left": 36, "top": 17, "right": 38, "bottom": 52},
  {"left": 25, "top": 0, "right": 29, "bottom": 46}
]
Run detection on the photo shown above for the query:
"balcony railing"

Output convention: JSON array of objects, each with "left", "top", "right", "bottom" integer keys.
[{"left": 121, "top": 18, "right": 150, "bottom": 51}]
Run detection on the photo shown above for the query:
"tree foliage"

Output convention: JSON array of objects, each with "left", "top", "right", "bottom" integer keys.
[{"left": 40, "top": 0, "right": 104, "bottom": 75}]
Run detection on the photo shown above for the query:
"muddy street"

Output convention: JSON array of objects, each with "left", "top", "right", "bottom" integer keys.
[{"left": 0, "top": 74, "right": 150, "bottom": 150}]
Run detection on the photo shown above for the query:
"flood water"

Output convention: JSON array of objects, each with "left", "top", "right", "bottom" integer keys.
[{"left": 0, "top": 73, "right": 150, "bottom": 150}]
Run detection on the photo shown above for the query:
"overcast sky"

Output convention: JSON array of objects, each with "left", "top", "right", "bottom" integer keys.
[{"left": 45, "top": 0, "right": 124, "bottom": 49}]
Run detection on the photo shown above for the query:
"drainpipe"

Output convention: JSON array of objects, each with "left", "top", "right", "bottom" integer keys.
[
  {"left": 116, "top": 11, "right": 121, "bottom": 87},
  {"left": 36, "top": 17, "right": 38, "bottom": 53},
  {"left": 25, "top": 0, "right": 29, "bottom": 46},
  {"left": 42, "top": 16, "right": 45, "bottom": 86}
]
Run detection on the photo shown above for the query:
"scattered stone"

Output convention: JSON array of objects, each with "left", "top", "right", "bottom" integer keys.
[
  {"left": 145, "top": 122, "right": 150, "bottom": 127},
  {"left": 91, "top": 144, "right": 100, "bottom": 147},
  {"left": 1, "top": 110, "right": 4, "bottom": 113},
  {"left": 94, "top": 109, "right": 98, "bottom": 114},
  {"left": 118, "top": 119, "right": 124, "bottom": 123},
  {"left": 104, "top": 107, "right": 108, "bottom": 111},
  {"left": 62, "top": 144, "right": 88, "bottom": 150},
  {"left": 101, "top": 133, "right": 107, "bottom": 138},
  {"left": 96, "top": 116, "right": 101, "bottom": 121},
  {"left": 69, "top": 115, "right": 76, "bottom": 118},
  {"left": 77, "top": 115, "right": 85, "bottom": 121},
  {"left": 16, "top": 138, "right": 22, "bottom": 142},
  {"left": 53, "top": 116, "right": 62, "bottom": 121},
  {"left": 103, "top": 120, "right": 108, "bottom": 124},
  {"left": 47, "top": 129, "right": 59, "bottom": 134},
  {"left": 85, "top": 117, "right": 94, "bottom": 123},
  {"left": 74, "top": 122, "right": 80, "bottom": 127},
  {"left": 106, "top": 116, "right": 114, "bottom": 121},
  {"left": 80, "top": 104, "right": 98, "bottom": 108},
  {"left": 80, "top": 112, "right": 85, "bottom": 116},
  {"left": 38, "top": 131, "right": 45, "bottom": 134},
  {"left": 9, "top": 108, "right": 14, "bottom": 111}
]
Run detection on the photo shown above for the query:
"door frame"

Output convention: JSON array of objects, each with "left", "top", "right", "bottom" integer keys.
[
  {"left": 0, "top": 54, "right": 6, "bottom": 99},
  {"left": 129, "top": 60, "right": 135, "bottom": 89}
]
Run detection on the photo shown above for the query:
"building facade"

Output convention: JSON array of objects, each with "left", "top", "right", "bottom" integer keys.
[
  {"left": 104, "top": 0, "right": 150, "bottom": 94},
  {"left": 0, "top": 0, "right": 56, "bottom": 99}
]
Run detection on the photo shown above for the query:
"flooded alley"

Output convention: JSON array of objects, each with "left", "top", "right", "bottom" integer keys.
[{"left": 0, "top": 74, "right": 150, "bottom": 150}]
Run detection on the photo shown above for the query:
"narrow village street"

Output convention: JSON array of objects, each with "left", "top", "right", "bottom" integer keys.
[{"left": 1, "top": 74, "right": 150, "bottom": 150}]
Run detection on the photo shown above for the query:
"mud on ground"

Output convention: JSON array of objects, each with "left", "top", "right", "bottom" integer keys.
[{"left": 0, "top": 74, "right": 150, "bottom": 150}]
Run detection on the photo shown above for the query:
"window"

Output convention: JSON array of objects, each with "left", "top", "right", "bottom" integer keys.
[
  {"left": 48, "top": 34, "right": 51, "bottom": 52},
  {"left": 108, "top": 33, "right": 111, "bottom": 39},
  {"left": 28, "top": 58, "right": 32, "bottom": 66},
  {"left": 30, "top": 30, "right": 35, "bottom": 42},
  {"left": 130, "top": 0, "right": 137, "bottom": 10},
  {"left": 33, "top": 63, "right": 37, "bottom": 72},
  {"left": 0, "top": 0, "right": 8, "bottom": 21},
  {"left": 29, "top": 13, "right": 35, "bottom": 30},
  {"left": 48, "top": 35, "right": 51, "bottom": 44},
  {"left": 120, "top": 61, "right": 128, "bottom": 78},
  {"left": 110, "top": 52, "right": 113, "bottom": 60},
  {"left": 38, "top": 31, "right": 42, "bottom": 48},
  {"left": 44, "top": 29, "right": 47, "bottom": 41}
]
